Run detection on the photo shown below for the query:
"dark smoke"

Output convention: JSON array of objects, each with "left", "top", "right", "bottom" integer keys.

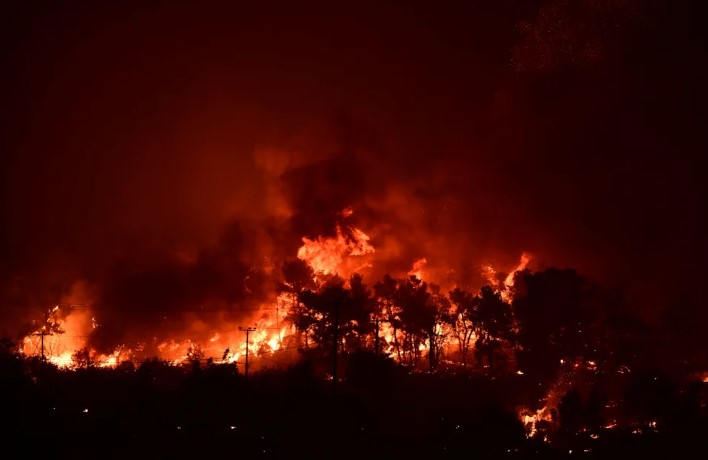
[{"left": 1, "top": 0, "right": 706, "bottom": 350}]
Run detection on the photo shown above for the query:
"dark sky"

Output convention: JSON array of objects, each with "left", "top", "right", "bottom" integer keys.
[{"left": 1, "top": 0, "right": 706, "bottom": 338}]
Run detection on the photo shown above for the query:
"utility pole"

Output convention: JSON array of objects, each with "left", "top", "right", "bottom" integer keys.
[
  {"left": 374, "top": 318, "right": 380, "bottom": 357},
  {"left": 32, "top": 331, "right": 53, "bottom": 361},
  {"left": 275, "top": 301, "right": 281, "bottom": 346},
  {"left": 238, "top": 327, "right": 256, "bottom": 380}
]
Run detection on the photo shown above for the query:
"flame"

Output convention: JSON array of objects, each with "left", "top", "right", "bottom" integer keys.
[
  {"left": 482, "top": 252, "right": 531, "bottom": 302},
  {"left": 297, "top": 224, "right": 375, "bottom": 276},
  {"left": 408, "top": 258, "right": 427, "bottom": 280},
  {"left": 49, "top": 353, "right": 75, "bottom": 368},
  {"left": 378, "top": 320, "right": 397, "bottom": 355},
  {"left": 520, "top": 407, "right": 554, "bottom": 438},
  {"left": 17, "top": 221, "right": 534, "bottom": 376},
  {"left": 504, "top": 252, "right": 530, "bottom": 288},
  {"left": 96, "top": 346, "right": 133, "bottom": 368},
  {"left": 22, "top": 306, "right": 92, "bottom": 364},
  {"left": 517, "top": 364, "right": 572, "bottom": 439},
  {"left": 20, "top": 300, "right": 291, "bottom": 370}
]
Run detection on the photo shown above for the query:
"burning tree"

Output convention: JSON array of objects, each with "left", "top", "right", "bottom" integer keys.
[
  {"left": 428, "top": 283, "right": 452, "bottom": 369},
  {"left": 186, "top": 343, "right": 205, "bottom": 368},
  {"left": 345, "top": 273, "right": 377, "bottom": 351},
  {"left": 72, "top": 347, "right": 93, "bottom": 368},
  {"left": 297, "top": 277, "right": 350, "bottom": 350},
  {"left": 293, "top": 275, "right": 377, "bottom": 353},
  {"left": 393, "top": 276, "right": 439, "bottom": 369},
  {"left": 374, "top": 274, "right": 403, "bottom": 360},
  {"left": 279, "top": 259, "right": 317, "bottom": 347},
  {"left": 473, "top": 285, "right": 514, "bottom": 373},
  {"left": 448, "top": 287, "right": 478, "bottom": 365}
]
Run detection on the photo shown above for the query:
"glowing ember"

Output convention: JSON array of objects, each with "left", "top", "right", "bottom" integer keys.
[
  {"left": 518, "top": 368, "right": 572, "bottom": 439},
  {"left": 520, "top": 407, "right": 554, "bottom": 438}
]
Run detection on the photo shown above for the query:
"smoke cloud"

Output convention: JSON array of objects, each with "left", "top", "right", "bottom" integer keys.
[{"left": 2, "top": 0, "right": 706, "bottom": 350}]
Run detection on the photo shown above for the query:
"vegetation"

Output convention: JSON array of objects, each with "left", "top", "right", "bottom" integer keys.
[{"left": 2, "top": 264, "right": 707, "bottom": 458}]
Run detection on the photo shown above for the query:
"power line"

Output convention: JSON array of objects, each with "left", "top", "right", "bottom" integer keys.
[
  {"left": 238, "top": 327, "right": 257, "bottom": 380},
  {"left": 31, "top": 331, "right": 54, "bottom": 360}
]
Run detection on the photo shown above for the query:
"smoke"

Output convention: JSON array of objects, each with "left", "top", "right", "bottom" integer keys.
[
  {"left": 2, "top": 0, "right": 706, "bottom": 352},
  {"left": 511, "top": 0, "right": 648, "bottom": 73}
]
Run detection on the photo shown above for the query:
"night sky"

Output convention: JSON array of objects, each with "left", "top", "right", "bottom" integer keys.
[{"left": 1, "top": 0, "right": 706, "bottom": 339}]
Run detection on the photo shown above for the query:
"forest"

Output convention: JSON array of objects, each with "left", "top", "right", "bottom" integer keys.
[{"left": 2, "top": 261, "right": 706, "bottom": 458}]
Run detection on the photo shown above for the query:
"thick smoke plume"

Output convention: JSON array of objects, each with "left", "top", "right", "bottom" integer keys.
[{"left": 2, "top": 0, "right": 706, "bottom": 355}]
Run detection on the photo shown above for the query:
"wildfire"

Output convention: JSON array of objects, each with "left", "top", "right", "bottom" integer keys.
[
  {"left": 97, "top": 346, "right": 133, "bottom": 368},
  {"left": 21, "top": 305, "right": 93, "bottom": 367},
  {"left": 20, "top": 301, "right": 292, "bottom": 370},
  {"left": 408, "top": 258, "right": 427, "bottom": 280},
  {"left": 482, "top": 252, "right": 531, "bottom": 302},
  {"left": 17, "top": 213, "right": 537, "bottom": 378},
  {"left": 297, "top": 225, "right": 375, "bottom": 276},
  {"left": 504, "top": 252, "right": 530, "bottom": 288},
  {"left": 520, "top": 407, "right": 554, "bottom": 438},
  {"left": 518, "top": 366, "right": 572, "bottom": 439}
]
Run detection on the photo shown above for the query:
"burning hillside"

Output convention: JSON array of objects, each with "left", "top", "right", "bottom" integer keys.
[
  {"left": 19, "top": 208, "right": 532, "bottom": 372},
  {"left": 3, "top": 1, "right": 708, "bottom": 456}
]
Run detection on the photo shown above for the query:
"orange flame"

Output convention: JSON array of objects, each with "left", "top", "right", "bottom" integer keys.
[
  {"left": 297, "top": 225, "right": 375, "bottom": 276},
  {"left": 408, "top": 257, "right": 427, "bottom": 280}
]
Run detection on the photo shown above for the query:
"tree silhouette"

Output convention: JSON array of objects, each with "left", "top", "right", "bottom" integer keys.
[
  {"left": 512, "top": 268, "right": 593, "bottom": 379},
  {"left": 0, "top": 338, "right": 18, "bottom": 357},
  {"left": 394, "top": 276, "right": 438, "bottom": 369},
  {"left": 72, "top": 347, "right": 93, "bottom": 368},
  {"left": 186, "top": 343, "right": 205, "bottom": 372},
  {"left": 448, "top": 287, "right": 478, "bottom": 365},
  {"left": 297, "top": 277, "right": 350, "bottom": 349},
  {"left": 374, "top": 274, "right": 403, "bottom": 360},
  {"left": 279, "top": 259, "right": 317, "bottom": 346},
  {"left": 473, "top": 285, "right": 513, "bottom": 372},
  {"left": 346, "top": 273, "right": 376, "bottom": 351},
  {"left": 428, "top": 283, "right": 451, "bottom": 370}
]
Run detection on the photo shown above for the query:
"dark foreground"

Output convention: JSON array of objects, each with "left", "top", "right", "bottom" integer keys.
[{"left": 1, "top": 352, "right": 706, "bottom": 459}]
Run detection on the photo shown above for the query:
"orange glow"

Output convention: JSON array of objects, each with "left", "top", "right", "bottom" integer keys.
[
  {"left": 408, "top": 257, "right": 427, "bottom": 280},
  {"left": 504, "top": 252, "right": 531, "bottom": 288},
  {"left": 482, "top": 252, "right": 531, "bottom": 302},
  {"left": 520, "top": 407, "right": 554, "bottom": 438},
  {"left": 297, "top": 224, "right": 375, "bottom": 276},
  {"left": 20, "top": 299, "right": 291, "bottom": 370},
  {"left": 22, "top": 305, "right": 93, "bottom": 367},
  {"left": 19, "top": 221, "right": 533, "bottom": 374},
  {"left": 518, "top": 369, "right": 571, "bottom": 439}
]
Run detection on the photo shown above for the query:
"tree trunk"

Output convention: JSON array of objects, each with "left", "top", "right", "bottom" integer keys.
[
  {"left": 394, "top": 326, "right": 402, "bottom": 362},
  {"left": 429, "top": 328, "right": 435, "bottom": 373},
  {"left": 463, "top": 332, "right": 470, "bottom": 366}
]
